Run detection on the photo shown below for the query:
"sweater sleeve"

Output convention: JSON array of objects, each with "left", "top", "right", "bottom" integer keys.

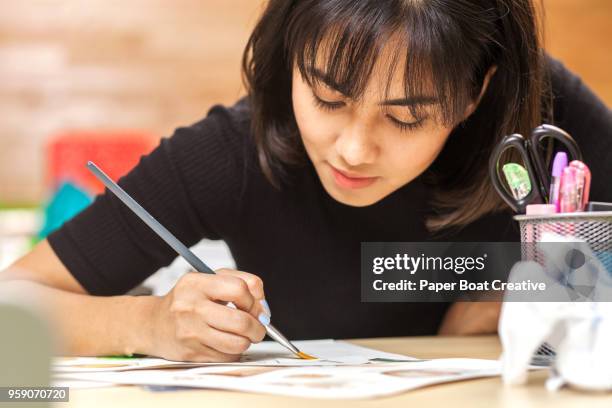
[
  {"left": 547, "top": 56, "right": 612, "bottom": 203},
  {"left": 47, "top": 99, "right": 251, "bottom": 295}
]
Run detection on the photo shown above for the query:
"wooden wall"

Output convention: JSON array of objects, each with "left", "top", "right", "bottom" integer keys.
[{"left": 0, "top": 0, "right": 610, "bottom": 204}]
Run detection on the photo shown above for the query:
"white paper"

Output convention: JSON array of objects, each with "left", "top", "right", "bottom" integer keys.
[
  {"left": 53, "top": 339, "right": 416, "bottom": 373},
  {"left": 52, "top": 379, "right": 117, "bottom": 389},
  {"left": 54, "top": 358, "right": 501, "bottom": 399}
]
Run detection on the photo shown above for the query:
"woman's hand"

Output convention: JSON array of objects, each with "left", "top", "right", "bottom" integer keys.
[{"left": 144, "top": 269, "right": 270, "bottom": 362}]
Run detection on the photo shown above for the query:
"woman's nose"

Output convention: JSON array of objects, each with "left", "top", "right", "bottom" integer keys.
[{"left": 334, "top": 122, "right": 378, "bottom": 167}]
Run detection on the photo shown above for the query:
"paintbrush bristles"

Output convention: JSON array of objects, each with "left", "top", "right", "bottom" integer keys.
[{"left": 297, "top": 351, "right": 317, "bottom": 360}]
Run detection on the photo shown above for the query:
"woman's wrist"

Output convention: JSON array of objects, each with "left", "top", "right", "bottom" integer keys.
[{"left": 109, "top": 295, "right": 159, "bottom": 357}]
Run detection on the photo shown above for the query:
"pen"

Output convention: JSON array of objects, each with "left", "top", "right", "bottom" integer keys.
[
  {"left": 559, "top": 166, "right": 578, "bottom": 213},
  {"left": 86, "top": 161, "right": 315, "bottom": 360},
  {"left": 569, "top": 160, "right": 591, "bottom": 211},
  {"left": 549, "top": 152, "right": 568, "bottom": 211}
]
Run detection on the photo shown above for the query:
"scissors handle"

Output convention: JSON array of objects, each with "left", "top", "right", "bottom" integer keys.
[
  {"left": 489, "top": 133, "right": 544, "bottom": 213},
  {"left": 529, "top": 124, "right": 582, "bottom": 194}
]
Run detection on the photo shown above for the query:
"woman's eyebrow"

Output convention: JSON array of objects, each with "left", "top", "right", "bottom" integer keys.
[
  {"left": 379, "top": 96, "right": 439, "bottom": 107},
  {"left": 307, "top": 67, "right": 350, "bottom": 95}
]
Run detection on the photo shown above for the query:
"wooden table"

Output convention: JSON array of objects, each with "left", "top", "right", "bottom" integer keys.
[{"left": 66, "top": 335, "right": 611, "bottom": 407}]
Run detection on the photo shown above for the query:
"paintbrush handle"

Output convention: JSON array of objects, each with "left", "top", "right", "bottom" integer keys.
[
  {"left": 87, "top": 161, "right": 214, "bottom": 274},
  {"left": 87, "top": 161, "right": 305, "bottom": 358}
]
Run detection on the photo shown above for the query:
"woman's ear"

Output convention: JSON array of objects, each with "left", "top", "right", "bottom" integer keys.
[{"left": 463, "top": 65, "right": 498, "bottom": 118}]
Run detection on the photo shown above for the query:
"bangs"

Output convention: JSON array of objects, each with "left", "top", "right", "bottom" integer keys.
[{"left": 284, "top": 0, "right": 489, "bottom": 125}]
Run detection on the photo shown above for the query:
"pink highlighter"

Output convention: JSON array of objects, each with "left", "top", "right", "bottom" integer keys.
[
  {"left": 569, "top": 160, "right": 591, "bottom": 211},
  {"left": 559, "top": 166, "right": 578, "bottom": 213}
]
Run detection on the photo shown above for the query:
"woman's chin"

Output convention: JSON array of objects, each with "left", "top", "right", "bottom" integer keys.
[{"left": 322, "top": 180, "right": 385, "bottom": 207}]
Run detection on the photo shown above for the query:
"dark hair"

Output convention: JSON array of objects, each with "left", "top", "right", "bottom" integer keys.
[{"left": 242, "top": 0, "right": 549, "bottom": 232}]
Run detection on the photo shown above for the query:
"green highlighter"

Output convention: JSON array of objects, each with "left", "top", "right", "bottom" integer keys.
[{"left": 502, "top": 163, "right": 531, "bottom": 200}]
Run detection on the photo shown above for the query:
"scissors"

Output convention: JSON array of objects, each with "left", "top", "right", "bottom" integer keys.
[{"left": 488, "top": 124, "right": 582, "bottom": 213}]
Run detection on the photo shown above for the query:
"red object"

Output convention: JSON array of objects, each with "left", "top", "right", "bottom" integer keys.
[{"left": 47, "top": 130, "right": 157, "bottom": 195}]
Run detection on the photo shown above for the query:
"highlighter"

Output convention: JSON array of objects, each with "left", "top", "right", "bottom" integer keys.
[
  {"left": 559, "top": 166, "right": 578, "bottom": 213},
  {"left": 569, "top": 160, "right": 591, "bottom": 211},
  {"left": 550, "top": 152, "right": 568, "bottom": 211}
]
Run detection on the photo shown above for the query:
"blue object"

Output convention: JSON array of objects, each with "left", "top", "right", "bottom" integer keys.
[{"left": 39, "top": 182, "right": 92, "bottom": 238}]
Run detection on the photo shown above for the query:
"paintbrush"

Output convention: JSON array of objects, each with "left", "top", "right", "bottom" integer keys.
[{"left": 87, "top": 161, "right": 316, "bottom": 360}]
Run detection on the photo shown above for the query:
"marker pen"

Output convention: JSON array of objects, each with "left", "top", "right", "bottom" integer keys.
[
  {"left": 569, "top": 160, "right": 591, "bottom": 211},
  {"left": 550, "top": 152, "right": 568, "bottom": 211},
  {"left": 526, "top": 204, "right": 557, "bottom": 215},
  {"left": 559, "top": 166, "right": 578, "bottom": 213},
  {"left": 573, "top": 167, "right": 585, "bottom": 211}
]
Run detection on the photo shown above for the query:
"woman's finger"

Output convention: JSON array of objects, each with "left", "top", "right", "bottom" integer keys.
[
  {"left": 200, "top": 300, "right": 267, "bottom": 343},
  {"left": 215, "top": 269, "right": 270, "bottom": 317},
  {"left": 216, "top": 268, "right": 266, "bottom": 300},
  {"left": 197, "top": 273, "right": 256, "bottom": 313},
  {"left": 178, "top": 337, "right": 242, "bottom": 363},
  {"left": 198, "top": 325, "right": 254, "bottom": 355}
]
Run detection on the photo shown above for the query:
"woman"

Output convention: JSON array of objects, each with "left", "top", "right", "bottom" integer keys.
[{"left": 3, "top": 0, "right": 611, "bottom": 362}]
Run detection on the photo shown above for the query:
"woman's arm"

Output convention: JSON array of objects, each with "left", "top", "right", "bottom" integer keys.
[
  {"left": 0, "top": 100, "right": 267, "bottom": 360},
  {"left": 2, "top": 239, "right": 86, "bottom": 293},
  {"left": 1, "top": 240, "right": 152, "bottom": 356},
  {"left": 438, "top": 301, "right": 501, "bottom": 335},
  {"left": 1, "top": 240, "right": 269, "bottom": 361}
]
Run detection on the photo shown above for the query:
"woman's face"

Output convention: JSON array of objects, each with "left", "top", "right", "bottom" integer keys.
[{"left": 292, "top": 48, "right": 477, "bottom": 207}]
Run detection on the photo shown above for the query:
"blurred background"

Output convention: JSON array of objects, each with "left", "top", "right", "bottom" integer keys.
[{"left": 0, "top": 0, "right": 610, "bottom": 290}]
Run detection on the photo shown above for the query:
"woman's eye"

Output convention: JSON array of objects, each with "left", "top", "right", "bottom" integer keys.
[
  {"left": 386, "top": 114, "right": 425, "bottom": 132},
  {"left": 312, "top": 94, "right": 345, "bottom": 111},
  {"left": 311, "top": 90, "right": 426, "bottom": 131}
]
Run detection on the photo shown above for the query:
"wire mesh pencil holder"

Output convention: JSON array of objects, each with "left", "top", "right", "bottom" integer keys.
[
  {"left": 514, "top": 211, "right": 612, "bottom": 275},
  {"left": 513, "top": 212, "right": 612, "bottom": 364}
]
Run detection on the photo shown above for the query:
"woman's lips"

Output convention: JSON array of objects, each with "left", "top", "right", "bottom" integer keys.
[{"left": 329, "top": 164, "right": 378, "bottom": 189}]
